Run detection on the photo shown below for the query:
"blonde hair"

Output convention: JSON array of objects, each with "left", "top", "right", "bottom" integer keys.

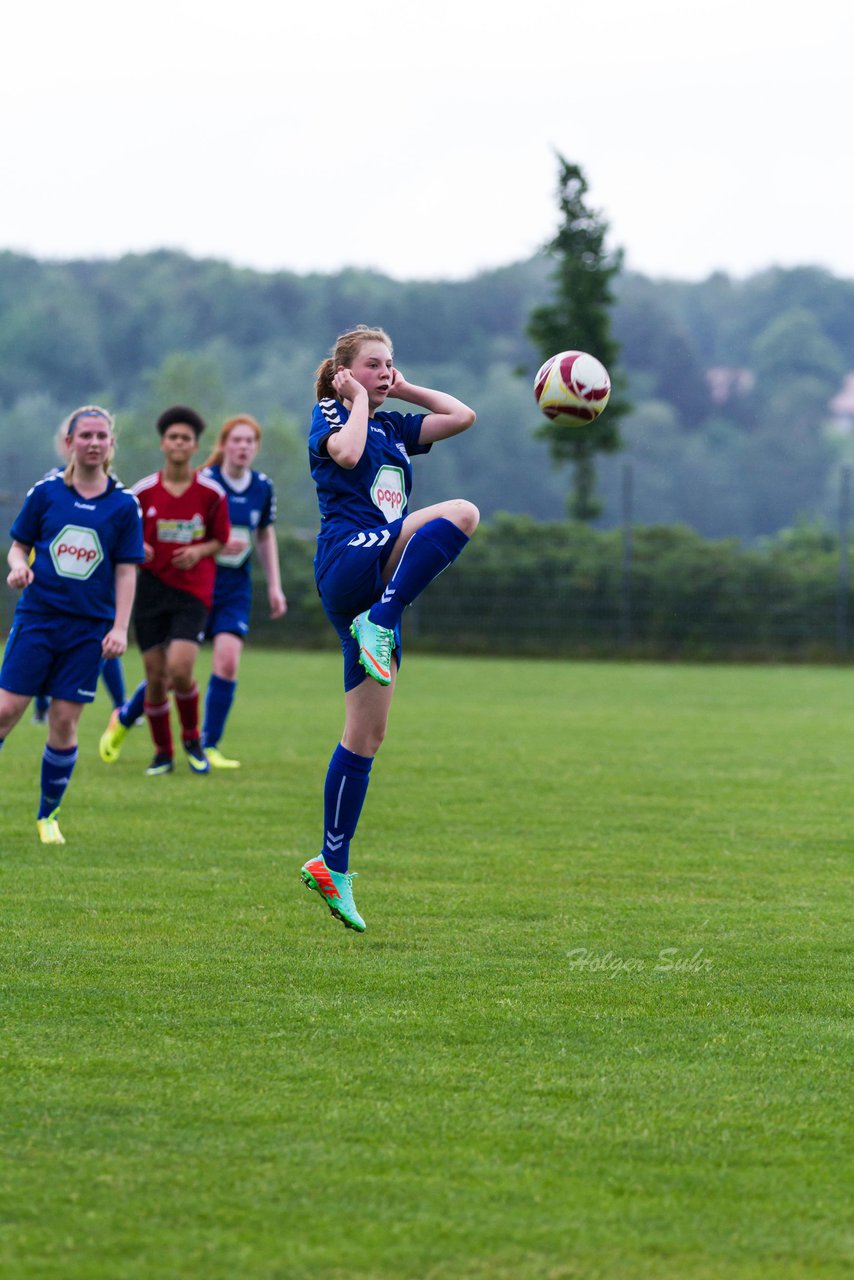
[
  {"left": 59, "top": 405, "right": 116, "bottom": 486},
  {"left": 202, "top": 414, "right": 263, "bottom": 469},
  {"left": 314, "top": 325, "right": 393, "bottom": 400}
]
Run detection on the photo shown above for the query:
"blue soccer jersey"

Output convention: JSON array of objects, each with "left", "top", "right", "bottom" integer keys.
[
  {"left": 10, "top": 473, "right": 144, "bottom": 621},
  {"left": 308, "top": 399, "right": 430, "bottom": 582},
  {"left": 201, "top": 465, "right": 276, "bottom": 610}
]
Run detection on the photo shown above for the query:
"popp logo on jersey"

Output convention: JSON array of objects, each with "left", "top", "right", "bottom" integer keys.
[
  {"left": 49, "top": 525, "right": 104, "bottom": 579},
  {"left": 215, "top": 524, "right": 253, "bottom": 569},
  {"left": 371, "top": 466, "right": 406, "bottom": 523}
]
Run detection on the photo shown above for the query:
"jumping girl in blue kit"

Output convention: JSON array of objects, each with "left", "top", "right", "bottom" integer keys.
[
  {"left": 0, "top": 406, "right": 144, "bottom": 844},
  {"left": 300, "top": 325, "right": 478, "bottom": 931}
]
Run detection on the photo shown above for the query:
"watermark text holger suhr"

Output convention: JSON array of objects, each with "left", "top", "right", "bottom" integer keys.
[{"left": 567, "top": 946, "right": 713, "bottom": 977}]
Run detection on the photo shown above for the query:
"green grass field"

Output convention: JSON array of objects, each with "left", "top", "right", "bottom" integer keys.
[{"left": 1, "top": 652, "right": 852, "bottom": 1279}]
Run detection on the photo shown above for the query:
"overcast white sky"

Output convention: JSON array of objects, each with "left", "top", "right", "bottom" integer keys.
[{"left": 3, "top": 0, "right": 851, "bottom": 283}]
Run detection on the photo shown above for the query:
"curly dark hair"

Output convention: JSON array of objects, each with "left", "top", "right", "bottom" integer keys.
[{"left": 156, "top": 405, "right": 207, "bottom": 438}]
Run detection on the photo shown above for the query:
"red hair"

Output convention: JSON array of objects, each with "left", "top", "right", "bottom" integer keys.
[{"left": 202, "top": 414, "right": 262, "bottom": 469}]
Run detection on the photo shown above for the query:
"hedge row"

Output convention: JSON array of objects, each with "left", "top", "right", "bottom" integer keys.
[{"left": 251, "top": 517, "right": 853, "bottom": 662}]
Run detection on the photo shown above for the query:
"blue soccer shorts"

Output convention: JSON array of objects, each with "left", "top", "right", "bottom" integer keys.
[
  {"left": 316, "top": 519, "right": 403, "bottom": 691},
  {"left": 206, "top": 582, "right": 251, "bottom": 641},
  {"left": 0, "top": 614, "right": 108, "bottom": 703}
]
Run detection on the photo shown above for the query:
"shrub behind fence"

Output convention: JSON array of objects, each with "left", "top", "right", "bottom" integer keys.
[
  {"left": 243, "top": 518, "right": 853, "bottom": 663},
  {"left": 0, "top": 515, "right": 849, "bottom": 661}
]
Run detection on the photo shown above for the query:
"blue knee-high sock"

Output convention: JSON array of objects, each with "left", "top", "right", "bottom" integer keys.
[
  {"left": 100, "top": 657, "right": 126, "bottom": 709},
  {"left": 38, "top": 744, "right": 78, "bottom": 819},
  {"left": 119, "top": 680, "right": 147, "bottom": 729},
  {"left": 35, "top": 694, "right": 50, "bottom": 716},
  {"left": 202, "top": 675, "right": 237, "bottom": 748},
  {"left": 322, "top": 743, "right": 373, "bottom": 873},
  {"left": 368, "top": 517, "right": 470, "bottom": 630}
]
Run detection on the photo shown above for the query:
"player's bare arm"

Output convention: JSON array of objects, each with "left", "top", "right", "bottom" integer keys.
[
  {"left": 389, "top": 372, "right": 476, "bottom": 443},
  {"left": 102, "top": 562, "right": 137, "bottom": 658},
  {"left": 255, "top": 525, "right": 287, "bottom": 618},
  {"left": 6, "top": 540, "right": 34, "bottom": 590},
  {"left": 326, "top": 369, "right": 370, "bottom": 469}
]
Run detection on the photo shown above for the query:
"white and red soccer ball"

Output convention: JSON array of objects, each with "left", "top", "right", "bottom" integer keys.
[{"left": 534, "top": 350, "right": 611, "bottom": 425}]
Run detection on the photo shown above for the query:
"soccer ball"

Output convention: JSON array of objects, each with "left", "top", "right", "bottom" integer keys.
[{"left": 533, "top": 350, "right": 611, "bottom": 425}]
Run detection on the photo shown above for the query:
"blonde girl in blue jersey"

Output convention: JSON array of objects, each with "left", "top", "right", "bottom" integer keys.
[
  {"left": 0, "top": 406, "right": 144, "bottom": 844},
  {"left": 301, "top": 326, "right": 478, "bottom": 931}
]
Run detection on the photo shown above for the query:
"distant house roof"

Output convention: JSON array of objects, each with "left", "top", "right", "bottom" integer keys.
[
  {"left": 705, "top": 367, "right": 755, "bottom": 404},
  {"left": 830, "top": 372, "right": 854, "bottom": 415}
]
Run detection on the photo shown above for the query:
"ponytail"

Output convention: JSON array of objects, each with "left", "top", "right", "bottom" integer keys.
[{"left": 314, "top": 357, "right": 336, "bottom": 401}]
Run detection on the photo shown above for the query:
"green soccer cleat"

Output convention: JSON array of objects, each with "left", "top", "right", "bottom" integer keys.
[
  {"left": 300, "top": 855, "right": 366, "bottom": 932},
  {"left": 350, "top": 610, "right": 395, "bottom": 685},
  {"left": 36, "top": 811, "right": 65, "bottom": 845},
  {"left": 205, "top": 746, "right": 241, "bottom": 769},
  {"left": 99, "top": 708, "right": 128, "bottom": 763},
  {"left": 146, "top": 752, "right": 174, "bottom": 776},
  {"left": 183, "top": 738, "right": 211, "bottom": 774}
]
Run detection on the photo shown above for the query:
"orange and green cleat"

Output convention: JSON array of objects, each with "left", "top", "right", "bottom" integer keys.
[
  {"left": 350, "top": 610, "right": 394, "bottom": 686},
  {"left": 300, "top": 855, "right": 366, "bottom": 932}
]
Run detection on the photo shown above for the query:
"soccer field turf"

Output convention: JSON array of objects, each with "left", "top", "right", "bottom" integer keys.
[{"left": 1, "top": 653, "right": 851, "bottom": 1279}]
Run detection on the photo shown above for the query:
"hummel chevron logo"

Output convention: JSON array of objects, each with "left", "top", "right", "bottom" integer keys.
[
  {"left": 380, "top": 587, "right": 395, "bottom": 604},
  {"left": 348, "top": 530, "right": 391, "bottom": 548},
  {"left": 325, "top": 832, "right": 344, "bottom": 850}
]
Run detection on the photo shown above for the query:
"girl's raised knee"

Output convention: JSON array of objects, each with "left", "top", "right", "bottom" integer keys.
[{"left": 455, "top": 500, "right": 480, "bottom": 536}]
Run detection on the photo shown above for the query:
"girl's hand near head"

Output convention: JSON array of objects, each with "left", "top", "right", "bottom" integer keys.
[
  {"left": 332, "top": 366, "right": 367, "bottom": 404},
  {"left": 388, "top": 367, "right": 411, "bottom": 399}
]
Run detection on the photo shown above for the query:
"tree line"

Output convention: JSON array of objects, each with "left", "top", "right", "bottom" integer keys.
[{"left": 1, "top": 244, "right": 853, "bottom": 541}]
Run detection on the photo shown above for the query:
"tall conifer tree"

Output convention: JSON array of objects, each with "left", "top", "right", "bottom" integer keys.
[{"left": 528, "top": 155, "right": 629, "bottom": 520}]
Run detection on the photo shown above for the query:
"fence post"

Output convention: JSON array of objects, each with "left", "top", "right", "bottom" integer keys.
[
  {"left": 620, "top": 461, "right": 633, "bottom": 647},
  {"left": 838, "top": 464, "right": 851, "bottom": 654}
]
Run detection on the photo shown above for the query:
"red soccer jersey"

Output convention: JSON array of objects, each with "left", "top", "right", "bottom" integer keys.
[{"left": 132, "top": 471, "right": 231, "bottom": 607}]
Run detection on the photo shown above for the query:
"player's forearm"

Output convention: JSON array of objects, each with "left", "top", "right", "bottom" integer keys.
[
  {"left": 394, "top": 382, "right": 476, "bottom": 438},
  {"left": 327, "top": 388, "right": 369, "bottom": 469},
  {"left": 256, "top": 528, "right": 282, "bottom": 591},
  {"left": 195, "top": 539, "right": 225, "bottom": 560},
  {"left": 112, "top": 563, "right": 137, "bottom": 631},
  {"left": 7, "top": 541, "right": 31, "bottom": 573},
  {"left": 393, "top": 382, "right": 467, "bottom": 416}
]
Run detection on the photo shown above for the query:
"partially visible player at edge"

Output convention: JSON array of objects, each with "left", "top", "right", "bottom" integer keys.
[
  {"left": 300, "top": 325, "right": 478, "bottom": 932},
  {"left": 110, "top": 406, "right": 230, "bottom": 776},
  {"left": 0, "top": 406, "right": 144, "bottom": 843},
  {"left": 101, "top": 414, "right": 286, "bottom": 768}
]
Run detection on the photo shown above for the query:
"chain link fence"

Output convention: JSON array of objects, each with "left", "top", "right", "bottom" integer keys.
[{"left": 3, "top": 464, "right": 854, "bottom": 663}]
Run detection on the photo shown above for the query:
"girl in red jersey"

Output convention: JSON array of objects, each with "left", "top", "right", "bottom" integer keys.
[{"left": 128, "top": 406, "right": 230, "bottom": 776}]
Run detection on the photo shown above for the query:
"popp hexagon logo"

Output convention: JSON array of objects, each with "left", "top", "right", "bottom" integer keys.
[
  {"left": 370, "top": 465, "right": 405, "bottom": 522},
  {"left": 49, "top": 525, "right": 104, "bottom": 579}
]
